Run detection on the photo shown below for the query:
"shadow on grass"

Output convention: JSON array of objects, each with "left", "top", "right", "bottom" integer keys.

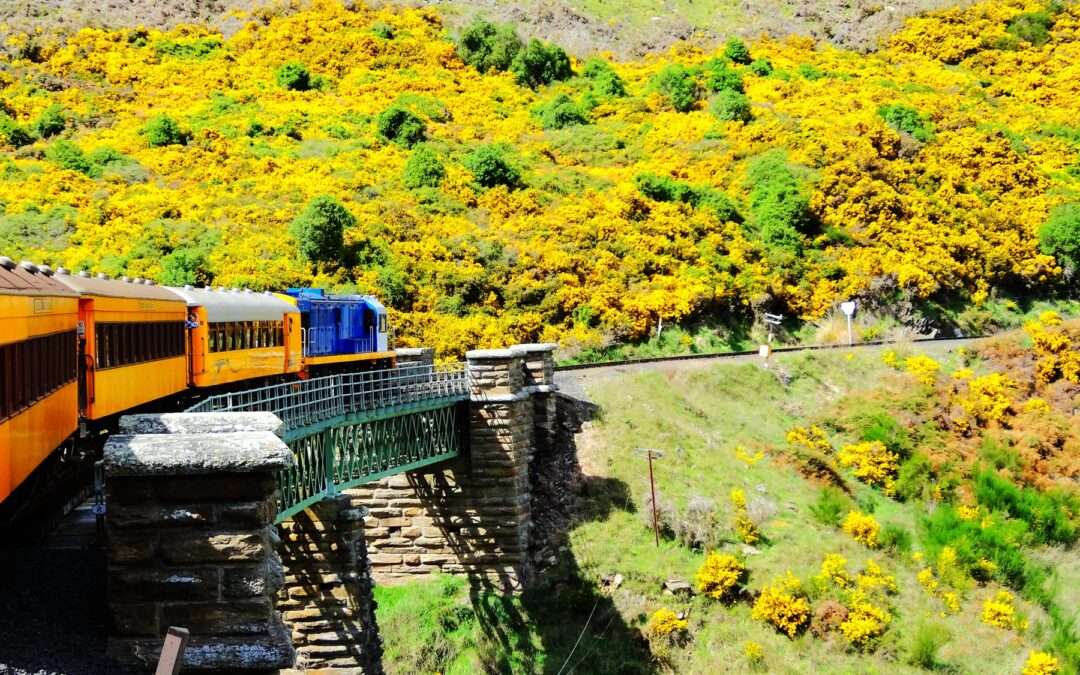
[{"left": 463, "top": 391, "right": 653, "bottom": 674}]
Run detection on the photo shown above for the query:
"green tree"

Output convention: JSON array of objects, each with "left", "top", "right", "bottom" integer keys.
[
  {"left": 402, "top": 144, "right": 446, "bottom": 189},
  {"left": 1039, "top": 203, "right": 1080, "bottom": 274},
  {"left": 749, "top": 58, "right": 773, "bottom": 76},
  {"left": 457, "top": 20, "right": 523, "bottom": 73},
  {"left": 289, "top": 195, "right": 354, "bottom": 265},
  {"left": 1006, "top": 9, "right": 1054, "bottom": 46},
  {"left": 582, "top": 58, "right": 626, "bottom": 97},
  {"left": 275, "top": 61, "right": 312, "bottom": 91},
  {"left": 534, "top": 94, "right": 588, "bottom": 130},
  {"left": 33, "top": 104, "right": 65, "bottom": 138},
  {"left": 648, "top": 64, "right": 701, "bottom": 113},
  {"left": 511, "top": 39, "right": 573, "bottom": 89},
  {"left": 464, "top": 144, "right": 521, "bottom": 189},
  {"left": 878, "top": 104, "right": 933, "bottom": 142},
  {"left": 376, "top": 106, "right": 426, "bottom": 148},
  {"left": 144, "top": 114, "right": 187, "bottom": 147},
  {"left": 710, "top": 90, "right": 753, "bottom": 123},
  {"left": 0, "top": 116, "right": 34, "bottom": 148},
  {"left": 724, "top": 38, "right": 752, "bottom": 64},
  {"left": 159, "top": 247, "right": 213, "bottom": 286},
  {"left": 46, "top": 140, "right": 96, "bottom": 176},
  {"left": 747, "top": 151, "right": 814, "bottom": 255},
  {"left": 704, "top": 60, "right": 744, "bottom": 93}
]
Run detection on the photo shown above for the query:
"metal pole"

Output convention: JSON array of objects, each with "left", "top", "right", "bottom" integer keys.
[
  {"left": 847, "top": 314, "right": 853, "bottom": 346},
  {"left": 648, "top": 450, "right": 659, "bottom": 547}
]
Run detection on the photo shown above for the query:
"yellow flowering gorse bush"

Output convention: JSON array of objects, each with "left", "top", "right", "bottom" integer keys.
[
  {"left": 842, "top": 510, "right": 880, "bottom": 548},
  {"left": 695, "top": 552, "right": 745, "bottom": 601},
  {"left": 752, "top": 572, "right": 810, "bottom": 638},
  {"left": 837, "top": 441, "right": 899, "bottom": 494},
  {"left": 980, "top": 590, "right": 1027, "bottom": 631},
  {"left": 1022, "top": 651, "right": 1060, "bottom": 675}
]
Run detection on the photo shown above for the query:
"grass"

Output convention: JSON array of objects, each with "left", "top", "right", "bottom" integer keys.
[{"left": 375, "top": 340, "right": 1077, "bottom": 673}]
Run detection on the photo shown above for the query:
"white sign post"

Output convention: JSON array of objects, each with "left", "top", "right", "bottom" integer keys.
[
  {"left": 762, "top": 313, "right": 784, "bottom": 365},
  {"left": 840, "top": 301, "right": 857, "bottom": 346}
]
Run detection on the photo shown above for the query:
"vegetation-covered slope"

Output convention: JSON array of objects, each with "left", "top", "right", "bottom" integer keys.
[
  {"left": 0, "top": 0, "right": 1078, "bottom": 357},
  {"left": 377, "top": 317, "right": 1080, "bottom": 673}
]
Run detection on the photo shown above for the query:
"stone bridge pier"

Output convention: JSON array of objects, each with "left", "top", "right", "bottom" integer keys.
[{"left": 350, "top": 343, "right": 557, "bottom": 590}]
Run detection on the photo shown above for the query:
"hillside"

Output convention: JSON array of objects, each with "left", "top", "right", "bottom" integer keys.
[
  {"left": 0, "top": 0, "right": 968, "bottom": 56},
  {"left": 0, "top": 0, "right": 1079, "bottom": 358},
  {"left": 376, "top": 317, "right": 1080, "bottom": 673}
]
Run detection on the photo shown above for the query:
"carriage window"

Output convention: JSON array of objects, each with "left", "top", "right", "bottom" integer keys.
[
  {"left": 1, "top": 330, "right": 77, "bottom": 422},
  {"left": 94, "top": 322, "right": 184, "bottom": 370},
  {"left": 378, "top": 314, "right": 387, "bottom": 334}
]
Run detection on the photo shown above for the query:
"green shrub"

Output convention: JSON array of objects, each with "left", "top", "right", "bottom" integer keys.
[
  {"left": 0, "top": 116, "right": 34, "bottom": 148},
  {"left": 144, "top": 114, "right": 187, "bottom": 147},
  {"left": 1005, "top": 9, "right": 1054, "bottom": 46},
  {"left": 704, "top": 60, "right": 744, "bottom": 93},
  {"left": 245, "top": 118, "right": 272, "bottom": 138},
  {"left": 919, "top": 503, "right": 1032, "bottom": 589},
  {"left": 289, "top": 195, "right": 354, "bottom": 264},
  {"left": 511, "top": 38, "right": 573, "bottom": 89},
  {"left": 894, "top": 454, "right": 934, "bottom": 502},
  {"left": 582, "top": 58, "right": 626, "bottom": 97},
  {"left": 402, "top": 144, "right": 446, "bottom": 189},
  {"left": 154, "top": 37, "right": 223, "bottom": 59},
  {"left": 87, "top": 146, "right": 128, "bottom": 166},
  {"left": 634, "top": 173, "right": 742, "bottom": 222},
  {"left": 695, "top": 189, "right": 741, "bottom": 222},
  {"left": 463, "top": 144, "right": 521, "bottom": 189},
  {"left": 746, "top": 151, "right": 814, "bottom": 254},
  {"left": 797, "top": 63, "right": 825, "bottom": 80},
  {"left": 809, "top": 486, "right": 852, "bottom": 526},
  {"left": 724, "top": 39, "right": 752, "bottom": 64},
  {"left": 636, "top": 173, "right": 695, "bottom": 203},
  {"left": 276, "top": 114, "right": 306, "bottom": 141},
  {"left": 648, "top": 64, "right": 701, "bottom": 113},
  {"left": 978, "top": 435, "right": 1023, "bottom": 473},
  {"left": 370, "top": 21, "right": 394, "bottom": 40},
  {"left": 880, "top": 523, "right": 913, "bottom": 556},
  {"left": 878, "top": 103, "right": 934, "bottom": 143},
  {"left": 275, "top": 61, "right": 312, "bottom": 91},
  {"left": 46, "top": 140, "right": 96, "bottom": 176},
  {"left": 748, "top": 58, "right": 773, "bottom": 76},
  {"left": 457, "top": 20, "right": 523, "bottom": 73},
  {"left": 1038, "top": 202, "right": 1080, "bottom": 273},
  {"left": 710, "top": 90, "right": 752, "bottom": 123},
  {"left": 376, "top": 106, "right": 426, "bottom": 148},
  {"left": 534, "top": 94, "right": 588, "bottom": 130},
  {"left": 973, "top": 468, "right": 1078, "bottom": 545},
  {"left": 33, "top": 104, "right": 65, "bottom": 138},
  {"left": 906, "top": 622, "right": 950, "bottom": 670},
  {"left": 159, "top": 247, "right": 213, "bottom": 286},
  {"left": 859, "top": 411, "right": 913, "bottom": 459}
]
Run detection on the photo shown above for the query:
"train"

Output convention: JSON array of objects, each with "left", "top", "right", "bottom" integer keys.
[{"left": 0, "top": 256, "right": 394, "bottom": 512}]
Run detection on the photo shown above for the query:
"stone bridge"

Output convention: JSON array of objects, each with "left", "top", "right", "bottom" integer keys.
[{"left": 100, "top": 344, "right": 559, "bottom": 672}]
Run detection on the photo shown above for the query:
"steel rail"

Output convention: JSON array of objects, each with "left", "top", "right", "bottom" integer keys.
[{"left": 553, "top": 335, "right": 989, "bottom": 372}]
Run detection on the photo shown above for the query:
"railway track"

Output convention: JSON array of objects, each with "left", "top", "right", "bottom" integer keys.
[{"left": 554, "top": 334, "right": 988, "bottom": 373}]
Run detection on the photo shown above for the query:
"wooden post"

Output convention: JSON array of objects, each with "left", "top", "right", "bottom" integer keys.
[{"left": 155, "top": 626, "right": 189, "bottom": 675}]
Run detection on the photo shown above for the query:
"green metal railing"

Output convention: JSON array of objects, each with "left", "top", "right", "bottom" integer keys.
[{"left": 185, "top": 362, "right": 470, "bottom": 521}]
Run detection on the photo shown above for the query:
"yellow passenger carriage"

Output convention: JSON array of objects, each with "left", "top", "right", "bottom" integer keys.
[
  {"left": 0, "top": 259, "right": 80, "bottom": 503},
  {"left": 166, "top": 286, "right": 302, "bottom": 387},
  {"left": 52, "top": 271, "right": 189, "bottom": 421}
]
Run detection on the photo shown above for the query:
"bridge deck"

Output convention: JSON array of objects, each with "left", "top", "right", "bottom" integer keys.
[{"left": 186, "top": 363, "right": 470, "bottom": 521}]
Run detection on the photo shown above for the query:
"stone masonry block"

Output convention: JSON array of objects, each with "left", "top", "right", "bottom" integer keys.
[
  {"left": 161, "top": 531, "right": 267, "bottom": 564},
  {"left": 110, "top": 568, "right": 221, "bottom": 602},
  {"left": 162, "top": 599, "right": 273, "bottom": 636}
]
